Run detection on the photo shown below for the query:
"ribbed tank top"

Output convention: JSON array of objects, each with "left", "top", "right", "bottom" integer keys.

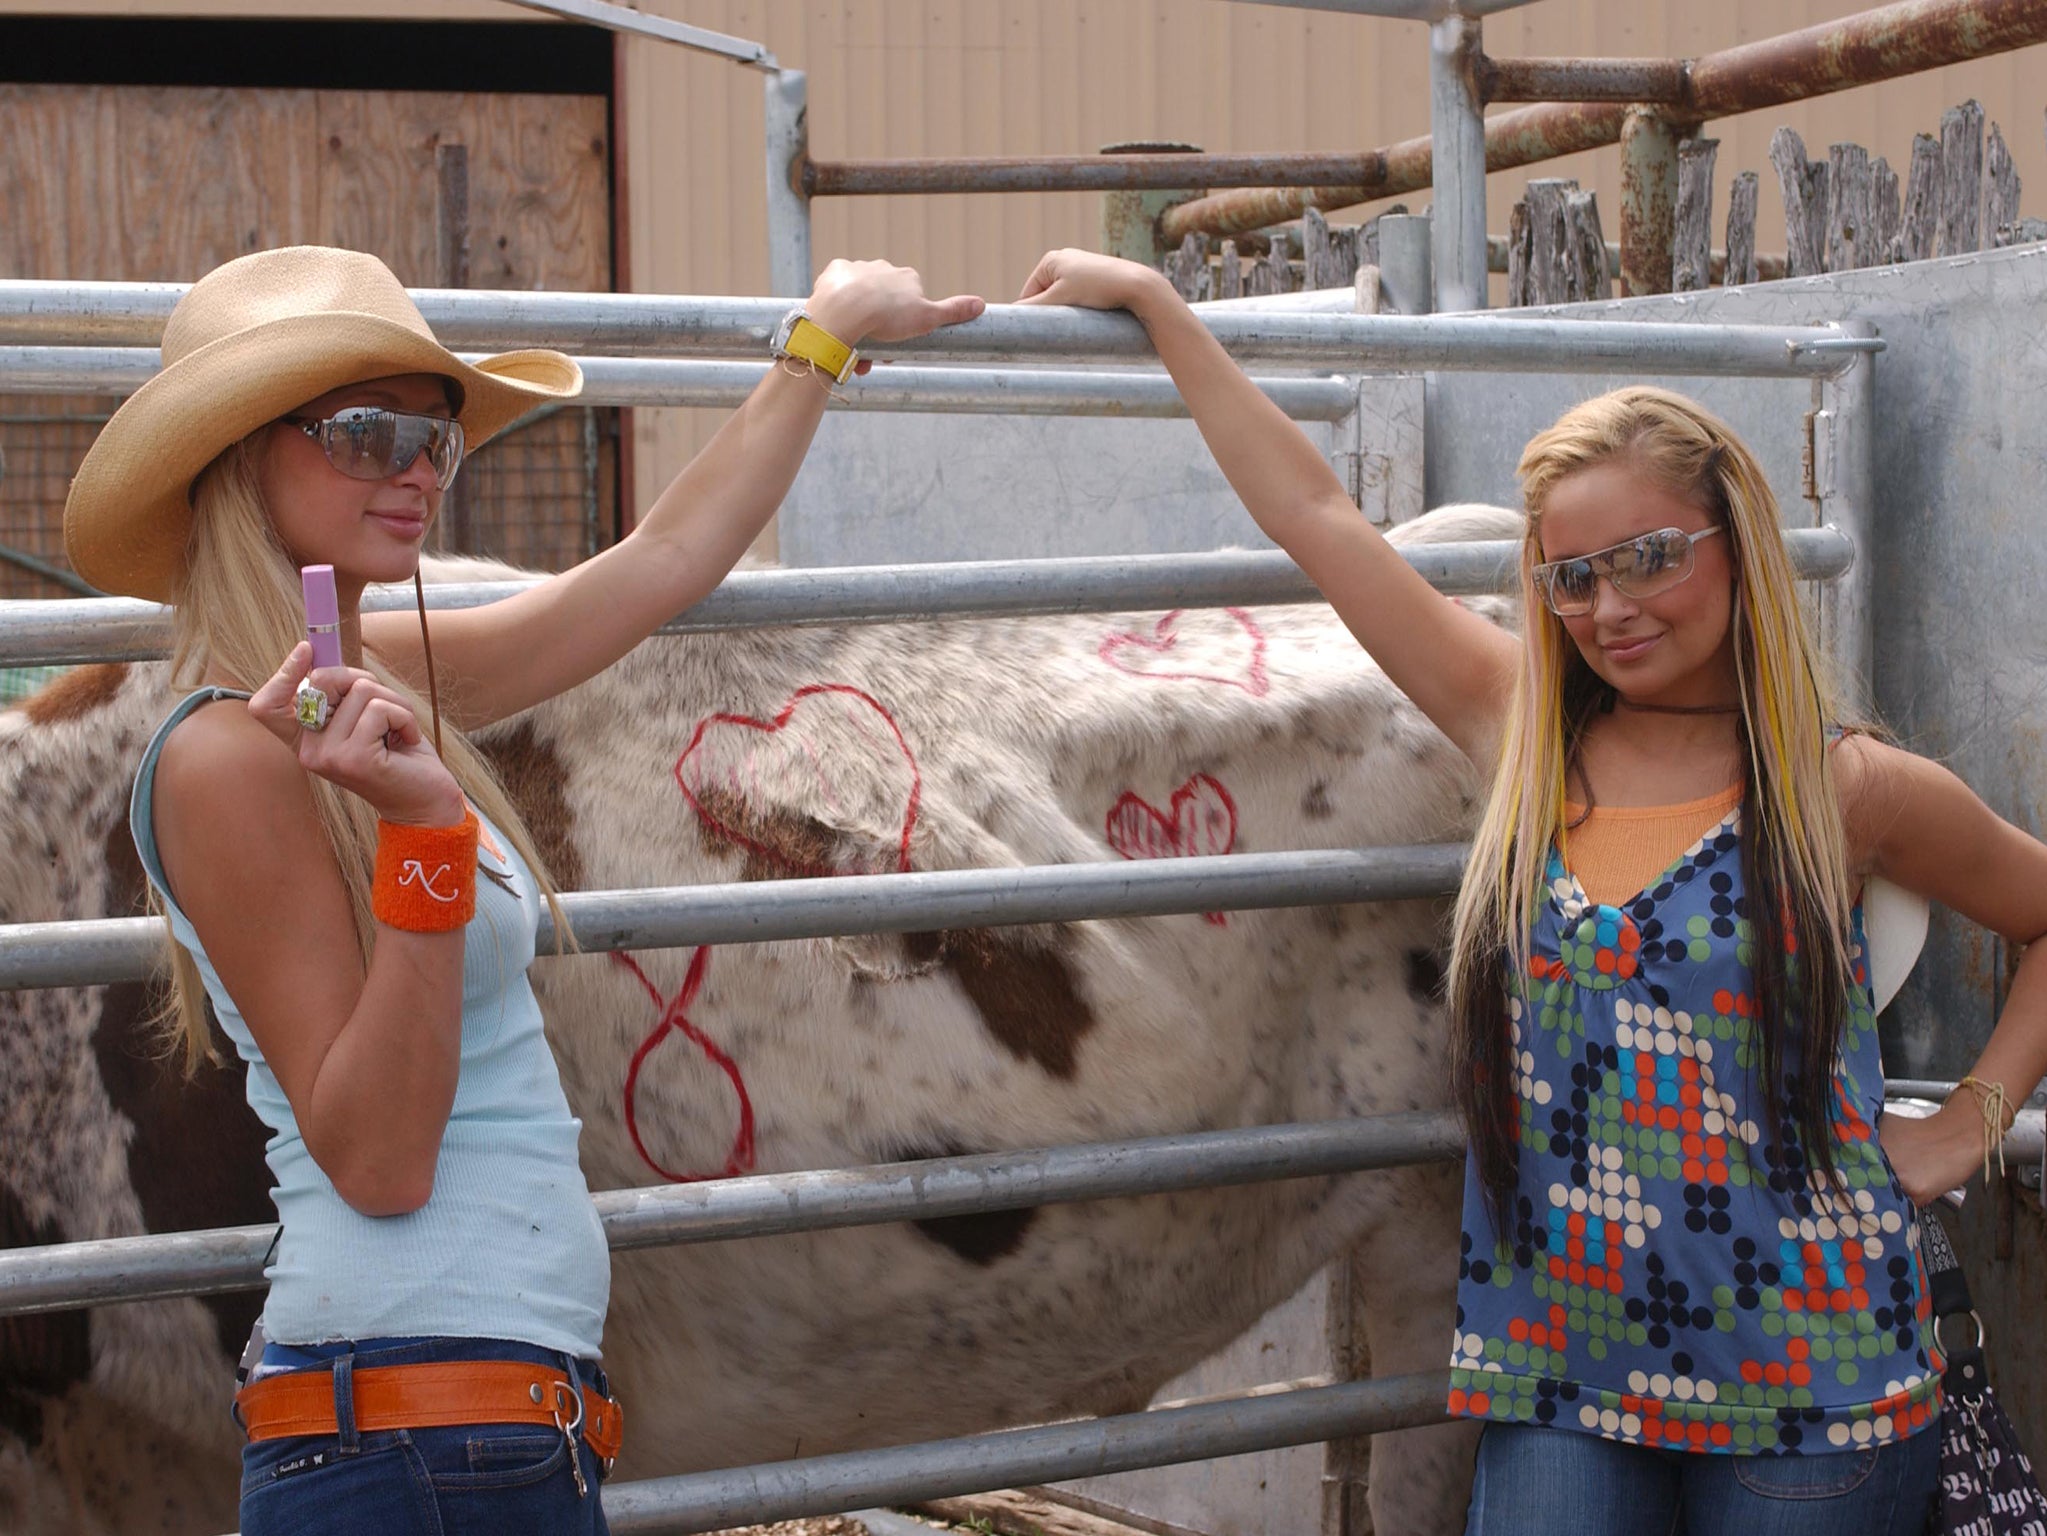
[
  {"left": 1563, "top": 785, "right": 1745, "bottom": 910},
  {"left": 130, "top": 688, "right": 609, "bottom": 1357}
]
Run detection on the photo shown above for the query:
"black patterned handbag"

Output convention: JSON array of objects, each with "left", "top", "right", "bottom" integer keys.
[{"left": 1919, "top": 1203, "right": 2047, "bottom": 1535}]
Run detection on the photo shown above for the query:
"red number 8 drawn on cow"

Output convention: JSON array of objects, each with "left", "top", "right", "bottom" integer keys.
[
  {"left": 1105, "top": 772, "right": 1238, "bottom": 926},
  {"left": 615, "top": 685, "right": 924, "bottom": 1182},
  {"left": 611, "top": 947, "right": 756, "bottom": 1182},
  {"left": 1098, "top": 608, "right": 1270, "bottom": 698}
]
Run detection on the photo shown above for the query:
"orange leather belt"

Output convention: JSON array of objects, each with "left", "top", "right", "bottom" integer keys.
[{"left": 235, "top": 1361, "right": 623, "bottom": 1463}]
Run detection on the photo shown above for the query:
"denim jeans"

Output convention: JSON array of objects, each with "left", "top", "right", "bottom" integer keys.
[
  {"left": 238, "top": 1336, "right": 611, "bottom": 1536},
  {"left": 1463, "top": 1421, "right": 1940, "bottom": 1536}
]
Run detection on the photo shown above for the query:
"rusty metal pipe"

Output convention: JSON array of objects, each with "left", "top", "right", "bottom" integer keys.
[
  {"left": 1163, "top": 0, "right": 2047, "bottom": 244},
  {"left": 1684, "top": 0, "right": 2047, "bottom": 111},
  {"left": 803, "top": 152, "right": 1386, "bottom": 198},
  {"left": 1619, "top": 107, "right": 1689, "bottom": 295},
  {"left": 1479, "top": 56, "right": 1691, "bottom": 103}
]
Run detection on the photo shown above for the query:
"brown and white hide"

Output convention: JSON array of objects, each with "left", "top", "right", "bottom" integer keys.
[{"left": 0, "top": 504, "right": 1523, "bottom": 1535}]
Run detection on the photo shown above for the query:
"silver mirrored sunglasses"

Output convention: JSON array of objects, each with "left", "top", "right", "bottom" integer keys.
[
  {"left": 284, "top": 407, "right": 466, "bottom": 490},
  {"left": 1532, "top": 525, "right": 1723, "bottom": 617}
]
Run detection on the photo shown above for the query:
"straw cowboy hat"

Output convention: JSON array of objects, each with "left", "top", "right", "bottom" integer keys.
[{"left": 65, "top": 245, "right": 583, "bottom": 602}]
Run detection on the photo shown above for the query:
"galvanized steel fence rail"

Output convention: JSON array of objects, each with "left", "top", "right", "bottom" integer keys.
[
  {"left": 0, "top": 1113, "right": 1471, "bottom": 1317},
  {"left": 0, "top": 347, "right": 1364, "bottom": 420},
  {"left": 0, "top": 843, "right": 1474, "bottom": 991},
  {"left": 0, "top": 529, "right": 1855, "bottom": 668},
  {"left": 0, "top": 284, "right": 1877, "bottom": 375}
]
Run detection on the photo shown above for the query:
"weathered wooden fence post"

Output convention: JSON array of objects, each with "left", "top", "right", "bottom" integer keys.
[
  {"left": 1725, "top": 169, "right": 1760, "bottom": 286},
  {"left": 1826, "top": 142, "right": 1873, "bottom": 271},
  {"left": 1565, "top": 190, "right": 1609, "bottom": 302},
  {"left": 1870, "top": 155, "right": 1902, "bottom": 264},
  {"left": 1217, "top": 238, "right": 1243, "bottom": 299},
  {"left": 1505, "top": 199, "right": 1531, "bottom": 307},
  {"left": 1769, "top": 126, "right": 1829, "bottom": 278},
  {"left": 1985, "top": 123, "right": 2021, "bottom": 245},
  {"left": 1250, "top": 229, "right": 1296, "bottom": 297},
  {"left": 1938, "top": 99, "right": 1985, "bottom": 256},
  {"left": 1673, "top": 138, "right": 1718, "bottom": 292},
  {"left": 1167, "top": 232, "right": 1212, "bottom": 302},
  {"left": 1897, "top": 133, "right": 1942, "bottom": 262}
]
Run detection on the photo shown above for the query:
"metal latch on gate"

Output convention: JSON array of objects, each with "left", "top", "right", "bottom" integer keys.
[{"left": 1802, "top": 408, "right": 1838, "bottom": 503}]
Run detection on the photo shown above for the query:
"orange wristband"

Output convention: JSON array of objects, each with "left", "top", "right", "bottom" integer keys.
[{"left": 372, "top": 808, "right": 480, "bottom": 933}]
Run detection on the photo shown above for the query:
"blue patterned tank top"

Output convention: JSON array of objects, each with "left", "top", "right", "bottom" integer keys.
[{"left": 1448, "top": 803, "right": 1940, "bottom": 1455}]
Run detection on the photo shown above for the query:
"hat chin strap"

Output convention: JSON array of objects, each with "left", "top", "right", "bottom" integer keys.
[{"left": 414, "top": 569, "right": 443, "bottom": 758}]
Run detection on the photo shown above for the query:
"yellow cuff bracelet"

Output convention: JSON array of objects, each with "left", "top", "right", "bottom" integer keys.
[{"left": 772, "top": 309, "right": 858, "bottom": 385}]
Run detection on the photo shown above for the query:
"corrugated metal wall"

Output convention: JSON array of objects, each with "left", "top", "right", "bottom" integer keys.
[
  {"left": 7, "top": 0, "right": 2045, "bottom": 515},
  {"left": 616, "top": 0, "right": 2047, "bottom": 507}
]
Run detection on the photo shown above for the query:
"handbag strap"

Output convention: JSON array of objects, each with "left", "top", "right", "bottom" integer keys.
[
  {"left": 1919, "top": 1202, "right": 1973, "bottom": 1314},
  {"left": 1919, "top": 1203, "right": 1990, "bottom": 1395}
]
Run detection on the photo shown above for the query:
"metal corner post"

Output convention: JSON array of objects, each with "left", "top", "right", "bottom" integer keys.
[
  {"left": 1428, "top": 14, "right": 1488, "bottom": 313},
  {"left": 1817, "top": 318, "right": 1878, "bottom": 714},
  {"left": 764, "top": 69, "right": 813, "bottom": 297},
  {"left": 1618, "top": 106, "right": 1686, "bottom": 296}
]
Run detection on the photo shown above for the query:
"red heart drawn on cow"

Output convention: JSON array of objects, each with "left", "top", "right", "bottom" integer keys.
[
  {"left": 676, "top": 683, "right": 922, "bottom": 875},
  {"left": 1098, "top": 608, "right": 1270, "bottom": 697},
  {"left": 1106, "top": 772, "right": 1238, "bottom": 926}
]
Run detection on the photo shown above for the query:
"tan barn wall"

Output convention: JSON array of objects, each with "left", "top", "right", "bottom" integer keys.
[
  {"left": 5, "top": 0, "right": 2045, "bottom": 527},
  {"left": 617, "top": 0, "right": 2045, "bottom": 522}
]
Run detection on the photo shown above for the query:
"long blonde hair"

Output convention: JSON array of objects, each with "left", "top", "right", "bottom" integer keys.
[
  {"left": 156, "top": 432, "right": 568, "bottom": 1070},
  {"left": 1449, "top": 386, "right": 1859, "bottom": 1229}
]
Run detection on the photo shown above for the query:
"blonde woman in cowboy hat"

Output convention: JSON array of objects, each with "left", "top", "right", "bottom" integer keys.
[{"left": 65, "top": 244, "right": 981, "bottom": 1534}]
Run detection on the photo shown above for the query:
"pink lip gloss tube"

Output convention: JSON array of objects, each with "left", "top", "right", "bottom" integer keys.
[{"left": 302, "top": 565, "right": 343, "bottom": 671}]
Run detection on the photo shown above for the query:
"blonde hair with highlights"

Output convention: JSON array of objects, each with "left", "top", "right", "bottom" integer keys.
[
  {"left": 154, "top": 434, "right": 568, "bottom": 1071},
  {"left": 1449, "top": 385, "right": 1859, "bottom": 1227}
]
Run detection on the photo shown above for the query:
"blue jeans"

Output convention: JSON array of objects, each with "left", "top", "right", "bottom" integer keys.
[
  {"left": 238, "top": 1336, "right": 611, "bottom": 1536},
  {"left": 1464, "top": 1422, "right": 1940, "bottom": 1536}
]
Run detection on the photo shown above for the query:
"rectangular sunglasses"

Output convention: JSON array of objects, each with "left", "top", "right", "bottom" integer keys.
[
  {"left": 284, "top": 406, "right": 466, "bottom": 490},
  {"left": 1531, "top": 525, "right": 1722, "bottom": 617}
]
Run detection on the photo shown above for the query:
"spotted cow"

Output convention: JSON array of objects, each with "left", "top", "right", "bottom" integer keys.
[{"left": 0, "top": 505, "right": 1522, "bottom": 1535}]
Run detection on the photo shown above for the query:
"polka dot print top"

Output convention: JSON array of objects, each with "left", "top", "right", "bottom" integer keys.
[{"left": 1447, "top": 804, "right": 1941, "bottom": 1455}]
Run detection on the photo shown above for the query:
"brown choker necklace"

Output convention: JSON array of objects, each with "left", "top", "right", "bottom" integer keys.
[{"left": 1615, "top": 696, "right": 1742, "bottom": 716}]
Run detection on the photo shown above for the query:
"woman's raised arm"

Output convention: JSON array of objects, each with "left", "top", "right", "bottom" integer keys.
[
  {"left": 364, "top": 260, "right": 983, "bottom": 726},
  {"left": 1017, "top": 250, "right": 1519, "bottom": 762}
]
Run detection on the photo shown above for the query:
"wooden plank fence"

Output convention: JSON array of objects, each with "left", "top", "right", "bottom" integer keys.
[{"left": 1156, "top": 100, "right": 2046, "bottom": 309}]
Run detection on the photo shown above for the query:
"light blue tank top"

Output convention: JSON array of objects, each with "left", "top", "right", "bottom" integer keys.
[{"left": 130, "top": 688, "right": 609, "bottom": 1358}]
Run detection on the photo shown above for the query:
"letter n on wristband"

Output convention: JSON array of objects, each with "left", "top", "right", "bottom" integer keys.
[{"left": 373, "top": 809, "right": 480, "bottom": 932}]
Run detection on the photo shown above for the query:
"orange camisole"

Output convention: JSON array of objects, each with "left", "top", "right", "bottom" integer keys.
[{"left": 1560, "top": 783, "right": 1744, "bottom": 908}]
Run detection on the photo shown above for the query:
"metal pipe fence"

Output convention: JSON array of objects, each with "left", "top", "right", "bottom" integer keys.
[
  {"left": 0, "top": 529, "right": 1857, "bottom": 667},
  {"left": 0, "top": 285, "right": 1877, "bottom": 375},
  {"left": 10, "top": 1092, "right": 2035, "bottom": 1534},
  {"left": 600, "top": 1371, "right": 1459, "bottom": 1535},
  {"left": 1161, "top": 0, "right": 2047, "bottom": 245},
  {"left": 0, "top": 144, "right": 1889, "bottom": 1525},
  {"left": 0, "top": 1113, "right": 1470, "bottom": 1316},
  {"left": 0, "top": 347, "right": 1362, "bottom": 420},
  {"left": 11, "top": 1091, "right": 2025, "bottom": 1319},
  {"left": 0, "top": 843, "right": 1474, "bottom": 991}
]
